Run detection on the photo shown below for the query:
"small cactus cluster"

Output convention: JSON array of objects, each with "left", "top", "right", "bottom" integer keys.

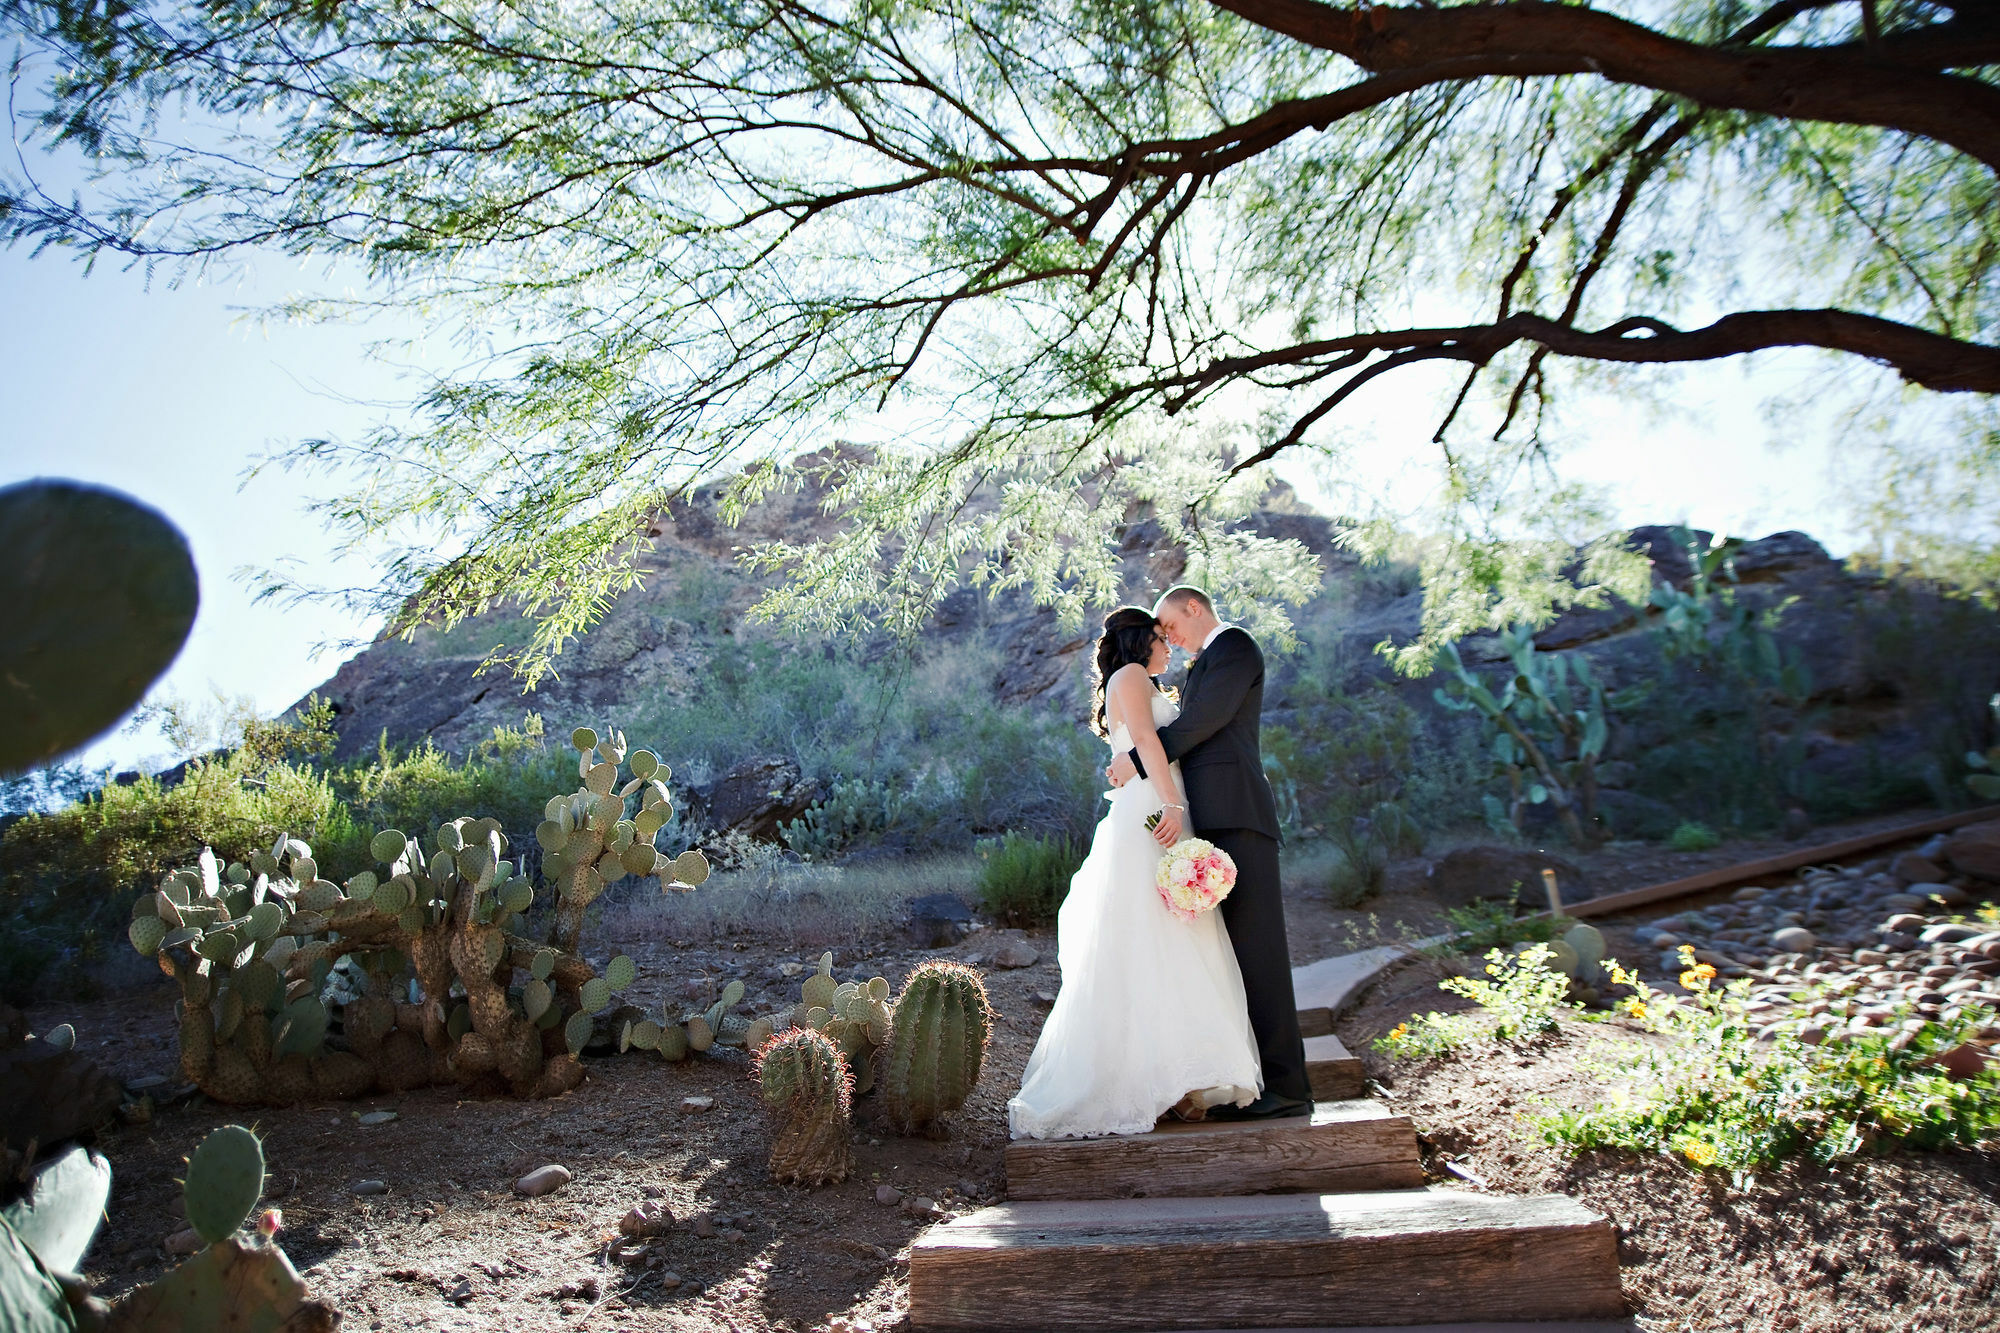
[
  {"left": 789, "top": 952, "right": 893, "bottom": 1094},
  {"left": 754, "top": 1027, "right": 853, "bottom": 1186},
  {"left": 128, "top": 724, "right": 700, "bottom": 1104},
  {"left": 880, "top": 960, "right": 992, "bottom": 1134},
  {"left": 621, "top": 976, "right": 770, "bottom": 1061},
  {"left": 538, "top": 727, "right": 709, "bottom": 954},
  {"left": 4, "top": 1125, "right": 337, "bottom": 1329}
]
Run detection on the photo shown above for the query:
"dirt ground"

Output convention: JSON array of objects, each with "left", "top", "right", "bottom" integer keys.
[{"left": 20, "top": 806, "right": 1996, "bottom": 1332}]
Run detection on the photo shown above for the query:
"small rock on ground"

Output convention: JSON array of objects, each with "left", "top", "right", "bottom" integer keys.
[
  {"left": 991, "top": 939, "right": 1040, "bottom": 969},
  {"left": 513, "top": 1164, "right": 572, "bottom": 1197},
  {"left": 681, "top": 1095, "right": 716, "bottom": 1114},
  {"left": 619, "top": 1200, "right": 673, "bottom": 1237}
]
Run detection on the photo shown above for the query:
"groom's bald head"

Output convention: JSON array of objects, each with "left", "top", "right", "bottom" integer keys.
[{"left": 1153, "top": 585, "right": 1219, "bottom": 652}]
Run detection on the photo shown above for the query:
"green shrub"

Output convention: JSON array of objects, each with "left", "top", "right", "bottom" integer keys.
[
  {"left": 1537, "top": 959, "right": 2000, "bottom": 1177},
  {"left": 1375, "top": 944, "right": 1579, "bottom": 1058},
  {"left": 1436, "top": 893, "right": 1560, "bottom": 954},
  {"left": 974, "top": 832, "right": 1083, "bottom": 927},
  {"left": 334, "top": 729, "right": 569, "bottom": 843},
  {"left": 0, "top": 750, "right": 352, "bottom": 1001},
  {"left": 1668, "top": 820, "right": 1721, "bottom": 851}
]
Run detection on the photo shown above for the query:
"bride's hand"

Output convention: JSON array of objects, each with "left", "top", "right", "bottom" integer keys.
[{"left": 1151, "top": 807, "right": 1183, "bottom": 846}]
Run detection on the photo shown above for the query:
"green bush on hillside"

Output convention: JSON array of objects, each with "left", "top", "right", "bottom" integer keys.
[{"left": 975, "top": 832, "right": 1084, "bottom": 927}]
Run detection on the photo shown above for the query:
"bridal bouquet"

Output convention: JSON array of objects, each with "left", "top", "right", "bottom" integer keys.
[{"left": 1156, "top": 838, "right": 1236, "bottom": 922}]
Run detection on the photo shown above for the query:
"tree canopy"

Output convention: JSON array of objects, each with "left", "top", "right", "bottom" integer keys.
[{"left": 5, "top": 0, "right": 1995, "bottom": 676}]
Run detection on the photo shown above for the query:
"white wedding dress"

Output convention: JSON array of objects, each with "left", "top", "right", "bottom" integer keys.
[{"left": 1008, "top": 688, "right": 1262, "bottom": 1139}]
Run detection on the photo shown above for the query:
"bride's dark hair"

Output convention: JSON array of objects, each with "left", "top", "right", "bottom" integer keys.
[{"left": 1091, "top": 606, "right": 1162, "bottom": 739}]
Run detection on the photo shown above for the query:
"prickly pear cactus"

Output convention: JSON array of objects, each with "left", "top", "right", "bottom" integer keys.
[
  {"left": 98, "top": 1124, "right": 338, "bottom": 1331},
  {"left": 126, "top": 840, "right": 375, "bottom": 1106},
  {"left": 789, "top": 954, "right": 893, "bottom": 1094},
  {"left": 0, "top": 479, "right": 199, "bottom": 772},
  {"left": 126, "top": 721, "right": 689, "bottom": 1104},
  {"left": 754, "top": 1027, "right": 853, "bottom": 1186},
  {"left": 1561, "top": 922, "right": 1609, "bottom": 990},
  {"left": 182, "top": 1126, "right": 266, "bottom": 1245},
  {"left": 537, "top": 727, "right": 709, "bottom": 955},
  {"left": 881, "top": 960, "right": 992, "bottom": 1134}
]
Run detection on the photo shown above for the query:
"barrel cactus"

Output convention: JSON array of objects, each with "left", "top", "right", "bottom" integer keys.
[
  {"left": 789, "top": 953, "right": 893, "bottom": 1094},
  {"left": 755, "top": 1027, "right": 854, "bottom": 1186},
  {"left": 881, "top": 960, "right": 991, "bottom": 1134}
]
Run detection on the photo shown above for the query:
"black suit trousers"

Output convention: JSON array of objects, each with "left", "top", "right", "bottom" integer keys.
[{"left": 1206, "top": 828, "right": 1311, "bottom": 1104}]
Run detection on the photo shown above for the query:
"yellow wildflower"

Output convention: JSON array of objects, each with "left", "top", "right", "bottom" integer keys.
[
  {"left": 1623, "top": 997, "right": 1648, "bottom": 1019},
  {"left": 1608, "top": 963, "right": 1636, "bottom": 988},
  {"left": 1682, "top": 1140, "right": 1719, "bottom": 1168},
  {"left": 1388, "top": 1023, "right": 1410, "bottom": 1041},
  {"left": 1485, "top": 963, "right": 1501, "bottom": 976},
  {"left": 1677, "top": 943, "right": 1697, "bottom": 963}
]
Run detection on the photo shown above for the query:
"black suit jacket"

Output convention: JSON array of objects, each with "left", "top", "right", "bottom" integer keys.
[{"left": 1129, "top": 627, "right": 1282, "bottom": 841}]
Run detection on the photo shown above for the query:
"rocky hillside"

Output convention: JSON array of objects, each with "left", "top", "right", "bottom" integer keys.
[{"left": 293, "top": 461, "right": 2000, "bottom": 839}]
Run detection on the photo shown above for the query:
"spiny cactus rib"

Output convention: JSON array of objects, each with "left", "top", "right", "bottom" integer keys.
[
  {"left": 755, "top": 1028, "right": 854, "bottom": 1186},
  {"left": 882, "top": 961, "right": 992, "bottom": 1134}
]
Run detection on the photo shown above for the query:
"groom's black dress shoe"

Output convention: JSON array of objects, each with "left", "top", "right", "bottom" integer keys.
[{"left": 1204, "top": 1092, "right": 1312, "bottom": 1122}]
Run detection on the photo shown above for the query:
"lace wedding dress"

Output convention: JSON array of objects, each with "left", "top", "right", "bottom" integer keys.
[{"left": 1008, "top": 688, "right": 1262, "bottom": 1139}]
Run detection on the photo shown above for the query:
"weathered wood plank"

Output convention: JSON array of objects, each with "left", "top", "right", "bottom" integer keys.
[
  {"left": 1005, "top": 1100, "right": 1421, "bottom": 1201},
  {"left": 1305, "top": 1033, "right": 1365, "bottom": 1102},
  {"left": 908, "top": 1189, "right": 1624, "bottom": 1331}
]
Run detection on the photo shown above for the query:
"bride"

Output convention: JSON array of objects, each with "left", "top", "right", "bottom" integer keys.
[{"left": 1008, "top": 606, "right": 1262, "bottom": 1139}]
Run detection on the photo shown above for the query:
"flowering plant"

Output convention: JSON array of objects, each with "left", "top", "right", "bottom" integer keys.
[{"left": 1155, "top": 838, "right": 1236, "bottom": 921}]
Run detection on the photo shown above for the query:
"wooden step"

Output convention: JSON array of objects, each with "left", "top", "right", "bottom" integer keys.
[
  {"left": 1305, "top": 1033, "right": 1365, "bottom": 1101},
  {"left": 908, "top": 1188, "right": 1624, "bottom": 1331},
  {"left": 1294, "top": 947, "right": 1413, "bottom": 1037},
  {"left": 1005, "top": 1100, "right": 1422, "bottom": 1201}
]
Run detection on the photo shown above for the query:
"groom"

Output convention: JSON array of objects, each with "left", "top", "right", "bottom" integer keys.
[{"left": 1108, "top": 586, "right": 1312, "bottom": 1119}]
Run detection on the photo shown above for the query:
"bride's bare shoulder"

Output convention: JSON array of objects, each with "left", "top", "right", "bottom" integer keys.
[{"left": 1107, "top": 662, "right": 1152, "bottom": 693}]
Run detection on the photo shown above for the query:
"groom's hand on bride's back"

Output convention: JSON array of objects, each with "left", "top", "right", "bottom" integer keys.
[{"left": 1106, "top": 752, "right": 1138, "bottom": 787}]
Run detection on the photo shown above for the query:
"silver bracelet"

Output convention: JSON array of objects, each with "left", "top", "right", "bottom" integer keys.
[{"left": 1162, "top": 802, "right": 1186, "bottom": 811}]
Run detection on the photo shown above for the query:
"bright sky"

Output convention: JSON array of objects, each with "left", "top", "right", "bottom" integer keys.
[{"left": 1, "top": 242, "right": 1863, "bottom": 775}]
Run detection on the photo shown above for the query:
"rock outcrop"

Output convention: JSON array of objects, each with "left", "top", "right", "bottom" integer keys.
[{"left": 286, "top": 461, "right": 2000, "bottom": 843}]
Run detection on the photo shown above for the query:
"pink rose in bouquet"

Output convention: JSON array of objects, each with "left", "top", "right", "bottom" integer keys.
[{"left": 1155, "top": 838, "right": 1237, "bottom": 922}]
